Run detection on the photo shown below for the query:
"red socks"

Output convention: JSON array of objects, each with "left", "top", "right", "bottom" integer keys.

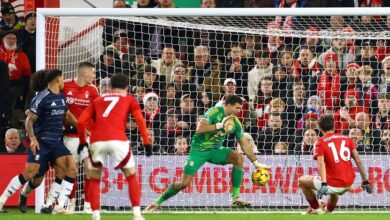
[
  {"left": 308, "top": 197, "right": 320, "bottom": 209},
  {"left": 89, "top": 178, "right": 101, "bottom": 211},
  {"left": 327, "top": 200, "right": 336, "bottom": 212},
  {"left": 126, "top": 174, "right": 141, "bottom": 207},
  {"left": 84, "top": 178, "right": 90, "bottom": 202},
  {"left": 69, "top": 179, "right": 77, "bottom": 199}
]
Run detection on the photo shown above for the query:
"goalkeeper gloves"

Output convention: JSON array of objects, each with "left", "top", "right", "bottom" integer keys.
[
  {"left": 316, "top": 182, "right": 328, "bottom": 200},
  {"left": 362, "top": 180, "right": 373, "bottom": 194},
  {"left": 252, "top": 159, "right": 271, "bottom": 169},
  {"left": 144, "top": 144, "right": 152, "bottom": 157},
  {"left": 77, "top": 143, "right": 89, "bottom": 155},
  {"left": 215, "top": 115, "right": 235, "bottom": 130}
]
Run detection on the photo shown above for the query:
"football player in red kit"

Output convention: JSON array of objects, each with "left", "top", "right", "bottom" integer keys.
[
  {"left": 299, "top": 115, "right": 372, "bottom": 215},
  {"left": 78, "top": 74, "right": 152, "bottom": 220}
]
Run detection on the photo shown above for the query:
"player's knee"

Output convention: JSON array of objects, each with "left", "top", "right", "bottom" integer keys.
[
  {"left": 233, "top": 153, "right": 244, "bottom": 167},
  {"left": 298, "top": 176, "right": 309, "bottom": 188}
]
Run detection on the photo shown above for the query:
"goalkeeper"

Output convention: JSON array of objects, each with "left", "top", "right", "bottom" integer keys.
[{"left": 145, "top": 94, "right": 270, "bottom": 211}]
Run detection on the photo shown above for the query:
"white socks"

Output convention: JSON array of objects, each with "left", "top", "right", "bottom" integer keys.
[
  {"left": 0, "top": 174, "right": 26, "bottom": 204},
  {"left": 43, "top": 178, "right": 62, "bottom": 208},
  {"left": 57, "top": 176, "right": 75, "bottom": 207}
]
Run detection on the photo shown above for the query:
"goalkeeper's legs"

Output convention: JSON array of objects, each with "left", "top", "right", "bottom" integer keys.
[
  {"left": 226, "top": 151, "right": 250, "bottom": 208},
  {"left": 145, "top": 174, "right": 193, "bottom": 213},
  {"left": 299, "top": 175, "right": 324, "bottom": 215}
]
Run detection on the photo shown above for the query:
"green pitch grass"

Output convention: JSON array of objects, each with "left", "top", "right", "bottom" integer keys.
[{"left": 0, "top": 209, "right": 389, "bottom": 220}]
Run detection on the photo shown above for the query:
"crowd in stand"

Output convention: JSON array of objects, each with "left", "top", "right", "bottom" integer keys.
[{"left": 0, "top": 0, "right": 390, "bottom": 155}]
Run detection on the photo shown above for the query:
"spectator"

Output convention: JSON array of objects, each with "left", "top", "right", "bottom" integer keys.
[
  {"left": 240, "top": 35, "right": 258, "bottom": 59},
  {"left": 358, "top": 65, "right": 378, "bottom": 115},
  {"left": 177, "top": 94, "right": 198, "bottom": 137},
  {"left": 248, "top": 51, "right": 273, "bottom": 101},
  {"left": 0, "top": 30, "right": 31, "bottom": 127},
  {"left": 99, "top": 77, "right": 111, "bottom": 94},
  {"left": 317, "top": 53, "right": 341, "bottom": 112},
  {"left": 355, "top": 40, "right": 380, "bottom": 86},
  {"left": 298, "top": 111, "right": 319, "bottom": 135},
  {"left": 160, "top": 108, "right": 184, "bottom": 153},
  {"left": 215, "top": 0, "right": 245, "bottom": 7},
  {"left": 264, "top": 22, "right": 285, "bottom": 65},
  {"left": 319, "top": 38, "right": 355, "bottom": 71},
  {"left": 349, "top": 127, "right": 366, "bottom": 152},
  {"left": 380, "top": 128, "right": 390, "bottom": 153},
  {"left": 189, "top": 46, "right": 212, "bottom": 88},
  {"left": 374, "top": 93, "right": 390, "bottom": 129},
  {"left": 197, "top": 90, "right": 213, "bottom": 115},
  {"left": 353, "top": 16, "right": 376, "bottom": 32},
  {"left": 113, "top": 0, "right": 129, "bottom": 8},
  {"left": 136, "top": 0, "right": 156, "bottom": 8},
  {"left": 253, "top": 77, "right": 276, "bottom": 131},
  {"left": 222, "top": 44, "right": 249, "bottom": 100},
  {"left": 296, "top": 128, "right": 319, "bottom": 154},
  {"left": 274, "top": 142, "right": 288, "bottom": 154},
  {"left": 286, "top": 82, "right": 307, "bottom": 134},
  {"left": 278, "top": 50, "right": 294, "bottom": 75},
  {"left": 127, "top": 117, "right": 141, "bottom": 153},
  {"left": 174, "top": 136, "right": 189, "bottom": 155},
  {"left": 379, "top": 56, "right": 390, "bottom": 94},
  {"left": 355, "top": 111, "right": 381, "bottom": 152},
  {"left": 0, "top": 128, "right": 26, "bottom": 154},
  {"left": 215, "top": 78, "right": 250, "bottom": 125},
  {"left": 156, "top": 0, "right": 175, "bottom": 8},
  {"left": 95, "top": 47, "right": 122, "bottom": 84},
  {"left": 293, "top": 27, "right": 326, "bottom": 59},
  {"left": 272, "top": 65, "right": 289, "bottom": 100},
  {"left": 134, "top": 85, "right": 145, "bottom": 105},
  {"left": 139, "top": 65, "right": 166, "bottom": 96},
  {"left": 160, "top": 82, "right": 179, "bottom": 114},
  {"left": 256, "top": 113, "right": 290, "bottom": 154},
  {"left": 151, "top": 45, "right": 182, "bottom": 81},
  {"left": 292, "top": 46, "right": 321, "bottom": 93},
  {"left": 274, "top": 0, "right": 307, "bottom": 29},
  {"left": 0, "top": 59, "right": 10, "bottom": 125},
  {"left": 172, "top": 64, "right": 198, "bottom": 99},
  {"left": 0, "top": 2, "right": 24, "bottom": 31},
  {"left": 127, "top": 48, "right": 148, "bottom": 87},
  {"left": 334, "top": 89, "right": 367, "bottom": 134},
  {"left": 340, "top": 63, "right": 361, "bottom": 101},
  {"left": 143, "top": 92, "right": 163, "bottom": 130},
  {"left": 328, "top": 16, "right": 347, "bottom": 31},
  {"left": 18, "top": 12, "right": 36, "bottom": 73},
  {"left": 201, "top": 0, "right": 216, "bottom": 8}
]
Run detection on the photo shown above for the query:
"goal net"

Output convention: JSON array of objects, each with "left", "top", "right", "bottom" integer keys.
[{"left": 37, "top": 8, "right": 390, "bottom": 213}]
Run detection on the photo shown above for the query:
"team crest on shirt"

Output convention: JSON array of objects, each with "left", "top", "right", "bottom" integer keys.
[
  {"left": 67, "top": 91, "right": 73, "bottom": 96},
  {"left": 35, "top": 154, "right": 40, "bottom": 161}
]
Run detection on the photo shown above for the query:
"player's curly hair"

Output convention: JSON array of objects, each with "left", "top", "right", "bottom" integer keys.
[{"left": 30, "top": 69, "right": 49, "bottom": 92}]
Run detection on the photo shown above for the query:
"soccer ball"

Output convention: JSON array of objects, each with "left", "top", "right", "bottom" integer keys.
[
  {"left": 251, "top": 168, "right": 270, "bottom": 186},
  {"left": 223, "top": 116, "right": 237, "bottom": 133}
]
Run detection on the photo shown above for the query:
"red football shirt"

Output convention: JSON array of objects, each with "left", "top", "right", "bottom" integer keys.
[
  {"left": 313, "top": 132, "right": 356, "bottom": 188},
  {"left": 62, "top": 79, "right": 99, "bottom": 137},
  {"left": 78, "top": 93, "right": 150, "bottom": 145}
]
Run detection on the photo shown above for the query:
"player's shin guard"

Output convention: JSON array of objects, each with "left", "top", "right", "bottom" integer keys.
[
  {"left": 84, "top": 178, "right": 90, "bottom": 203},
  {"left": 126, "top": 174, "right": 141, "bottom": 216},
  {"left": 0, "top": 174, "right": 27, "bottom": 203},
  {"left": 21, "top": 180, "right": 37, "bottom": 197},
  {"left": 57, "top": 176, "right": 75, "bottom": 207},
  {"left": 232, "top": 166, "right": 243, "bottom": 198},
  {"left": 89, "top": 179, "right": 101, "bottom": 211},
  {"left": 44, "top": 178, "right": 62, "bottom": 208}
]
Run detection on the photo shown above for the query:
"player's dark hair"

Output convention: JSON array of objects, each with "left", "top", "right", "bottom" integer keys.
[
  {"left": 46, "top": 69, "right": 63, "bottom": 83},
  {"left": 318, "top": 115, "right": 335, "bottom": 132},
  {"left": 225, "top": 95, "right": 243, "bottom": 106},
  {"left": 30, "top": 69, "right": 49, "bottom": 92},
  {"left": 78, "top": 61, "right": 95, "bottom": 69},
  {"left": 110, "top": 74, "right": 129, "bottom": 89}
]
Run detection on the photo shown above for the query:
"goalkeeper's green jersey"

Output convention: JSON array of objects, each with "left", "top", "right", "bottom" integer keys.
[{"left": 190, "top": 106, "right": 244, "bottom": 151}]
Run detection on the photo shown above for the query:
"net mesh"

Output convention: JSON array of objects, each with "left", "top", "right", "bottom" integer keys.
[{"left": 42, "top": 13, "right": 390, "bottom": 213}]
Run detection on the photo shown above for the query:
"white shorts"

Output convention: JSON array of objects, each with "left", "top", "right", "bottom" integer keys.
[
  {"left": 313, "top": 176, "right": 351, "bottom": 195},
  {"left": 63, "top": 136, "right": 89, "bottom": 162},
  {"left": 89, "top": 140, "right": 134, "bottom": 170}
]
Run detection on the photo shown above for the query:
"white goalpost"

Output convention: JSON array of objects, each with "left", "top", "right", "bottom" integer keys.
[{"left": 35, "top": 7, "right": 390, "bottom": 214}]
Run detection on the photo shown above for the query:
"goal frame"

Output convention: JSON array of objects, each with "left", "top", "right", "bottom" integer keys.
[{"left": 35, "top": 7, "right": 390, "bottom": 214}]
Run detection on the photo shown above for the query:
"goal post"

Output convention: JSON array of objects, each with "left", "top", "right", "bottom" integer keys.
[{"left": 35, "top": 7, "right": 390, "bottom": 213}]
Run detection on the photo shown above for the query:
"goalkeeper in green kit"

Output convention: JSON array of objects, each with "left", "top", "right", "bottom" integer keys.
[{"left": 145, "top": 95, "right": 270, "bottom": 211}]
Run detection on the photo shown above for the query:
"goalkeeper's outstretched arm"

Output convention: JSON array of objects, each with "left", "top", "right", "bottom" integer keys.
[{"left": 238, "top": 133, "right": 270, "bottom": 169}]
